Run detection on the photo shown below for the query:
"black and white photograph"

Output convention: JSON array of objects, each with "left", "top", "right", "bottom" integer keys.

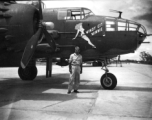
[{"left": 0, "top": 0, "right": 152, "bottom": 120}]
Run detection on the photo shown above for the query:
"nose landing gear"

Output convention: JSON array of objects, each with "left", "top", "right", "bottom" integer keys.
[{"left": 100, "top": 59, "right": 117, "bottom": 90}]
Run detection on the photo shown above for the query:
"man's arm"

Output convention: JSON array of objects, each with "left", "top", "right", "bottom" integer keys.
[
  {"left": 80, "top": 56, "right": 83, "bottom": 74},
  {"left": 69, "top": 62, "right": 72, "bottom": 74},
  {"left": 80, "top": 63, "right": 82, "bottom": 74},
  {"left": 69, "top": 55, "right": 72, "bottom": 74}
]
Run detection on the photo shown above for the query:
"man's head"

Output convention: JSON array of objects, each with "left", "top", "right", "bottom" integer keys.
[{"left": 75, "top": 46, "right": 80, "bottom": 54}]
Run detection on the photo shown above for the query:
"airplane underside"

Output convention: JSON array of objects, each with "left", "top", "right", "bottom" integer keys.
[
  {"left": 17, "top": 57, "right": 117, "bottom": 90},
  {"left": 0, "top": 50, "right": 118, "bottom": 90}
]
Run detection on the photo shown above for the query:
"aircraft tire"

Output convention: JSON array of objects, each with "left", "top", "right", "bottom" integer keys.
[
  {"left": 18, "top": 66, "right": 37, "bottom": 81},
  {"left": 100, "top": 73, "right": 117, "bottom": 90}
]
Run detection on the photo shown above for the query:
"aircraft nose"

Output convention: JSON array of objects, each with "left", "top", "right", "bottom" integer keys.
[
  {"left": 138, "top": 32, "right": 146, "bottom": 44},
  {"left": 138, "top": 24, "right": 147, "bottom": 43}
]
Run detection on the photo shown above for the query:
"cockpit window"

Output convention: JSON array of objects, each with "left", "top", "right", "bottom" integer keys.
[
  {"left": 83, "top": 8, "right": 94, "bottom": 17},
  {"left": 118, "top": 21, "right": 127, "bottom": 31},
  {"left": 139, "top": 27, "right": 144, "bottom": 34},
  {"left": 104, "top": 17, "right": 147, "bottom": 35},
  {"left": 129, "top": 23, "right": 138, "bottom": 31},
  {"left": 65, "top": 9, "right": 82, "bottom": 20},
  {"left": 117, "top": 20, "right": 138, "bottom": 31},
  {"left": 106, "top": 21, "right": 115, "bottom": 31},
  {"left": 65, "top": 8, "right": 94, "bottom": 20}
]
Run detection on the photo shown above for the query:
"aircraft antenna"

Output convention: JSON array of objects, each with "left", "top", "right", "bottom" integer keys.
[{"left": 110, "top": 9, "right": 122, "bottom": 19}]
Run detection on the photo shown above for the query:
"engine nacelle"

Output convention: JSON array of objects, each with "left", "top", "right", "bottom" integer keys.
[
  {"left": 43, "top": 22, "right": 54, "bottom": 30},
  {"left": 0, "top": 3, "right": 39, "bottom": 44},
  {"left": 0, "top": 2, "right": 39, "bottom": 67}
]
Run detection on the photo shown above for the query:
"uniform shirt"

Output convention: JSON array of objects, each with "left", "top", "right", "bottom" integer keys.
[{"left": 69, "top": 53, "right": 82, "bottom": 66}]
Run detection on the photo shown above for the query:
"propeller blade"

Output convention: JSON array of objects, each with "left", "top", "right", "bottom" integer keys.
[
  {"left": 38, "top": 0, "right": 43, "bottom": 20},
  {"left": 42, "top": 27, "right": 56, "bottom": 51},
  {"left": 20, "top": 0, "right": 43, "bottom": 69},
  {"left": 21, "top": 28, "right": 42, "bottom": 69},
  {"left": 21, "top": 0, "right": 57, "bottom": 69}
]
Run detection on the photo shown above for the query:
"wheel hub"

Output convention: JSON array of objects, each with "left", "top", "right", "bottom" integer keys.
[{"left": 103, "top": 77, "right": 112, "bottom": 87}]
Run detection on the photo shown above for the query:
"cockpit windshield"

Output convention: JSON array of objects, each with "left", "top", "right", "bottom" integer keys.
[
  {"left": 105, "top": 16, "right": 147, "bottom": 35},
  {"left": 83, "top": 8, "right": 94, "bottom": 17},
  {"left": 60, "top": 7, "right": 94, "bottom": 20}
]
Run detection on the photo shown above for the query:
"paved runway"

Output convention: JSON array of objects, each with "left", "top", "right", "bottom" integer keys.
[{"left": 0, "top": 63, "right": 152, "bottom": 120}]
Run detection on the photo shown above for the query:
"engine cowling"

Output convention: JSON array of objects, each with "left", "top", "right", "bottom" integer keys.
[
  {"left": 0, "top": 3, "right": 39, "bottom": 45},
  {"left": 0, "top": 2, "right": 40, "bottom": 67}
]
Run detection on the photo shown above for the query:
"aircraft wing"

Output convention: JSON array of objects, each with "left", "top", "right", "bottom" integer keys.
[
  {"left": 36, "top": 43, "right": 52, "bottom": 52},
  {"left": 34, "top": 43, "right": 75, "bottom": 59}
]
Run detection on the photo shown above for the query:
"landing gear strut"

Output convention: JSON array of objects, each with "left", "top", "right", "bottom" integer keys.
[
  {"left": 18, "top": 66, "right": 37, "bottom": 81},
  {"left": 46, "top": 57, "right": 52, "bottom": 78},
  {"left": 100, "top": 59, "right": 117, "bottom": 90}
]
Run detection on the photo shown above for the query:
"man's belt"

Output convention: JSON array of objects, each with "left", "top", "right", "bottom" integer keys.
[{"left": 72, "top": 64, "right": 80, "bottom": 66}]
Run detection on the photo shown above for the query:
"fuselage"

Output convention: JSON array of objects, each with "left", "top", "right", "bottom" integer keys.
[
  {"left": 42, "top": 7, "right": 147, "bottom": 60},
  {"left": 0, "top": 4, "right": 147, "bottom": 67}
]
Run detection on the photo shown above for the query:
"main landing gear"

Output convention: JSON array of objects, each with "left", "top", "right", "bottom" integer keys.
[
  {"left": 100, "top": 60, "right": 117, "bottom": 90},
  {"left": 18, "top": 57, "right": 53, "bottom": 81},
  {"left": 18, "top": 66, "right": 37, "bottom": 81}
]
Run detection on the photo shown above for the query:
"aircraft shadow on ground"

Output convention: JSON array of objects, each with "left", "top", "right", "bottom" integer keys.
[
  {"left": 83, "top": 64, "right": 120, "bottom": 68},
  {"left": 0, "top": 73, "right": 99, "bottom": 108},
  {"left": 116, "top": 86, "right": 152, "bottom": 92},
  {"left": 0, "top": 73, "right": 152, "bottom": 108}
]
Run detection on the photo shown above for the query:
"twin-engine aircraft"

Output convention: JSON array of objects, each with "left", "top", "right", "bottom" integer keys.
[{"left": 0, "top": 1, "right": 149, "bottom": 89}]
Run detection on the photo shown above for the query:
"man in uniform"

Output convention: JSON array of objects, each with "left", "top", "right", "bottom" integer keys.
[{"left": 68, "top": 46, "right": 82, "bottom": 94}]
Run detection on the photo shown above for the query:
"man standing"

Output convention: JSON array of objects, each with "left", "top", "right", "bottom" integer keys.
[{"left": 68, "top": 46, "right": 82, "bottom": 94}]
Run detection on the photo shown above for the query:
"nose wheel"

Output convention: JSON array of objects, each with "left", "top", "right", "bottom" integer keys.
[
  {"left": 100, "top": 59, "right": 117, "bottom": 90},
  {"left": 100, "top": 73, "right": 117, "bottom": 90}
]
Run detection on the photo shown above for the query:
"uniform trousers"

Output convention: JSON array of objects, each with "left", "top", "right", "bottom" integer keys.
[{"left": 68, "top": 65, "right": 80, "bottom": 91}]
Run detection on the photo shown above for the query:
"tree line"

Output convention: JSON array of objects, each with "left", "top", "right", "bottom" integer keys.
[{"left": 140, "top": 51, "right": 152, "bottom": 65}]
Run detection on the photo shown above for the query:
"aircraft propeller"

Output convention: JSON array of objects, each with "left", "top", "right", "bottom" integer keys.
[{"left": 21, "top": 0, "right": 56, "bottom": 69}]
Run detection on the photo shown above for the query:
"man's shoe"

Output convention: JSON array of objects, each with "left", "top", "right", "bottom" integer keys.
[
  {"left": 67, "top": 91, "right": 71, "bottom": 94},
  {"left": 73, "top": 90, "right": 79, "bottom": 93}
]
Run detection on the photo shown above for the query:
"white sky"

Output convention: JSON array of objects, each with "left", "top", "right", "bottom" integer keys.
[{"left": 18, "top": 0, "right": 152, "bottom": 60}]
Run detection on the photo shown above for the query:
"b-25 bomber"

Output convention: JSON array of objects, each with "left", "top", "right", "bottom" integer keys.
[{"left": 0, "top": 0, "right": 149, "bottom": 89}]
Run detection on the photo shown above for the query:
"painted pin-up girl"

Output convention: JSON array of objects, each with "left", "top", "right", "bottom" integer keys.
[{"left": 72, "top": 23, "right": 96, "bottom": 48}]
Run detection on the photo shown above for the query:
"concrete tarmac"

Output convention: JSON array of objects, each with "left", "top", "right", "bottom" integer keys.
[{"left": 0, "top": 63, "right": 152, "bottom": 120}]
